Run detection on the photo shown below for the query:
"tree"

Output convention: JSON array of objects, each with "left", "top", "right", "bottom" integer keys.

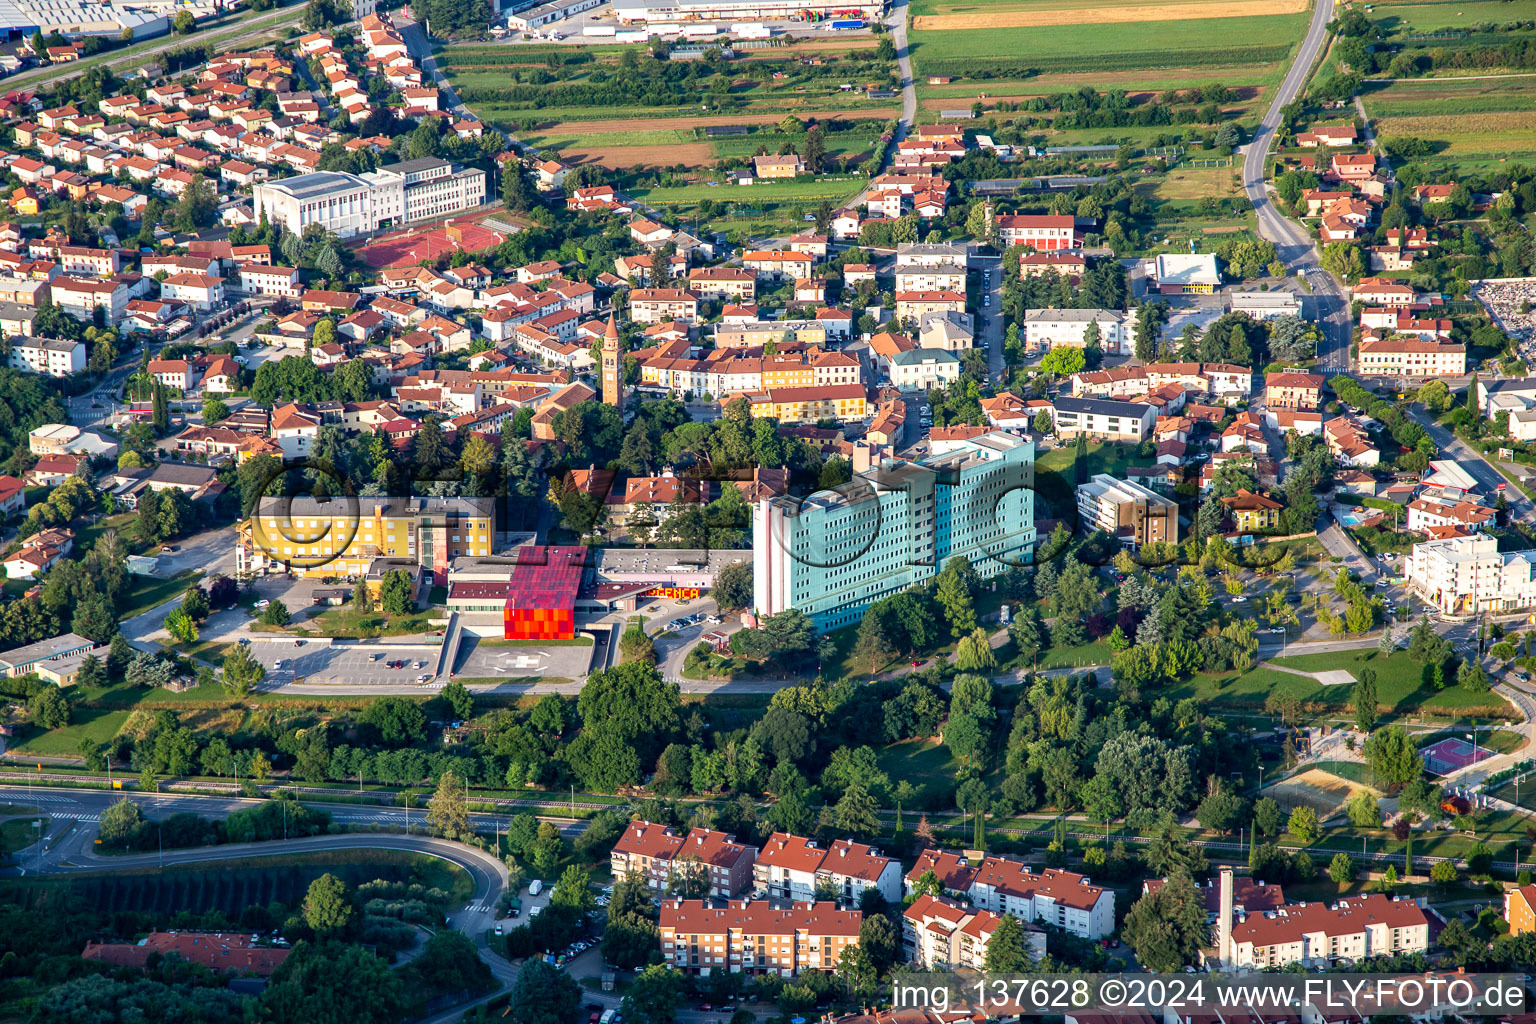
[
  {"left": 379, "top": 570, "right": 414, "bottom": 616},
  {"left": 164, "top": 608, "right": 199, "bottom": 645},
  {"left": 1363, "top": 725, "right": 1423, "bottom": 788},
  {"left": 1288, "top": 804, "right": 1320, "bottom": 844},
  {"left": 1253, "top": 796, "right": 1283, "bottom": 838},
  {"left": 1346, "top": 789, "right": 1381, "bottom": 827},
  {"left": 1353, "top": 670, "right": 1379, "bottom": 733},
  {"left": 1032, "top": 408, "right": 1054, "bottom": 435},
  {"left": 510, "top": 958, "right": 580, "bottom": 1024},
  {"left": 222, "top": 643, "right": 267, "bottom": 697},
  {"left": 427, "top": 769, "right": 469, "bottom": 837},
  {"left": 1430, "top": 859, "right": 1458, "bottom": 887},
  {"left": 983, "top": 913, "right": 1036, "bottom": 971},
  {"left": 29, "top": 684, "right": 70, "bottom": 729},
  {"left": 833, "top": 781, "right": 881, "bottom": 838},
  {"left": 1039, "top": 347, "right": 1087, "bottom": 376},
  {"left": 302, "top": 873, "right": 353, "bottom": 937},
  {"left": 261, "top": 600, "right": 291, "bottom": 627},
  {"left": 621, "top": 625, "right": 656, "bottom": 664},
  {"left": 202, "top": 397, "right": 229, "bottom": 423},
  {"left": 1122, "top": 868, "right": 1209, "bottom": 971},
  {"left": 1328, "top": 851, "right": 1355, "bottom": 884},
  {"left": 552, "top": 864, "right": 595, "bottom": 914},
  {"left": 622, "top": 964, "right": 687, "bottom": 1024},
  {"left": 172, "top": 8, "right": 195, "bottom": 32},
  {"left": 955, "top": 627, "right": 997, "bottom": 672},
  {"left": 441, "top": 681, "right": 474, "bottom": 720},
  {"left": 97, "top": 797, "right": 144, "bottom": 846},
  {"left": 713, "top": 561, "right": 752, "bottom": 612}
]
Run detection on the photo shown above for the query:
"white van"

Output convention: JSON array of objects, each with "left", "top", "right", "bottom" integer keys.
[{"left": 529, "top": 879, "right": 543, "bottom": 896}]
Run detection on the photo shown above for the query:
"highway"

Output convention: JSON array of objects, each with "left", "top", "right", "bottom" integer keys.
[{"left": 1241, "top": 0, "right": 1352, "bottom": 373}]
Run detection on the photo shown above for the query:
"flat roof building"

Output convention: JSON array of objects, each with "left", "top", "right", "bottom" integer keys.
[
  {"left": 252, "top": 158, "right": 487, "bottom": 239},
  {"left": 1151, "top": 253, "right": 1221, "bottom": 294},
  {"left": 754, "top": 431, "right": 1034, "bottom": 633}
]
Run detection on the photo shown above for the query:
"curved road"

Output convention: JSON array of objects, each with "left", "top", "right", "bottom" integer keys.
[
  {"left": 2, "top": 789, "right": 545, "bottom": 1024},
  {"left": 1240, "top": 0, "right": 1352, "bottom": 372}
]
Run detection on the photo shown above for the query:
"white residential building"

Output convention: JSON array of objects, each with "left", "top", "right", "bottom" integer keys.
[
  {"left": 1023, "top": 308, "right": 1131, "bottom": 355},
  {"left": 903, "top": 850, "right": 1115, "bottom": 940},
  {"left": 903, "top": 894, "right": 1045, "bottom": 970},
  {"left": 753, "top": 832, "right": 903, "bottom": 904},
  {"left": 9, "top": 338, "right": 84, "bottom": 378},
  {"left": 1407, "top": 532, "right": 1536, "bottom": 614}
]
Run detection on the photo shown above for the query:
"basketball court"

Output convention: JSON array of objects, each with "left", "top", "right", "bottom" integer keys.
[
  {"left": 1421, "top": 736, "right": 1494, "bottom": 776},
  {"left": 357, "top": 215, "right": 508, "bottom": 269}
]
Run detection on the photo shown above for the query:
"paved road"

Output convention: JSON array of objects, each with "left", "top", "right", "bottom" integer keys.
[
  {"left": 1240, "top": 0, "right": 1352, "bottom": 372},
  {"left": 1407, "top": 405, "right": 1536, "bottom": 524},
  {"left": 846, "top": 0, "right": 914, "bottom": 210}
]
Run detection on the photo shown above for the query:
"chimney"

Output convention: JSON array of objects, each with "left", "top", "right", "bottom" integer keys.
[{"left": 1217, "top": 866, "right": 1235, "bottom": 970}]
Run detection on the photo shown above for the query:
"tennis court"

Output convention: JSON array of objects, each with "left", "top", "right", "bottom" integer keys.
[
  {"left": 1422, "top": 736, "right": 1493, "bottom": 776},
  {"left": 357, "top": 215, "right": 508, "bottom": 269}
]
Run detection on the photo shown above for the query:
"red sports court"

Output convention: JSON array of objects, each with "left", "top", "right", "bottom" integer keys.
[
  {"left": 1421, "top": 736, "right": 1493, "bottom": 776},
  {"left": 357, "top": 215, "right": 507, "bottom": 269}
]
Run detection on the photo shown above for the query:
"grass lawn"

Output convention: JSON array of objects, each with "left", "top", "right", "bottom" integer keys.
[
  {"left": 1161, "top": 648, "right": 1513, "bottom": 720},
  {"left": 10, "top": 708, "right": 131, "bottom": 755},
  {"left": 164, "top": 639, "right": 234, "bottom": 663},
  {"left": 1034, "top": 440, "right": 1147, "bottom": 518},
  {"left": 120, "top": 570, "right": 202, "bottom": 621},
  {"left": 282, "top": 607, "right": 436, "bottom": 639},
  {"left": 909, "top": 15, "right": 1306, "bottom": 74},
  {"left": 875, "top": 738, "right": 959, "bottom": 808},
  {"left": 0, "top": 817, "right": 47, "bottom": 851},
  {"left": 1033, "top": 638, "right": 1114, "bottom": 671}
]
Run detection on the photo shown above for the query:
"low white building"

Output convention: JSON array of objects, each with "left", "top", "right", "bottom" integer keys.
[
  {"left": 888, "top": 348, "right": 961, "bottom": 391},
  {"left": 1229, "top": 291, "right": 1302, "bottom": 320},
  {"left": 160, "top": 273, "right": 224, "bottom": 312},
  {"left": 753, "top": 832, "right": 903, "bottom": 904},
  {"left": 236, "top": 264, "right": 301, "bottom": 297},
  {"left": 904, "top": 850, "right": 1115, "bottom": 940}
]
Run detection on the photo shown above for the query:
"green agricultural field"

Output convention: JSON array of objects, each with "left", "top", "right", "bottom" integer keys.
[
  {"left": 909, "top": 15, "right": 1307, "bottom": 77},
  {"left": 1361, "top": 78, "right": 1536, "bottom": 119},
  {"left": 1364, "top": 0, "right": 1536, "bottom": 34},
  {"left": 631, "top": 178, "right": 866, "bottom": 204}
]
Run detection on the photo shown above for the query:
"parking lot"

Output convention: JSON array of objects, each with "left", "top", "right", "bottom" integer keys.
[{"left": 247, "top": 638, "right": 443, "bottom": 688}]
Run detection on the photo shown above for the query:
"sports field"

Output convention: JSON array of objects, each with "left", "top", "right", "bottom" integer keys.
[{"left": 514, "top": 114, "right": 892, "bottom": 168}]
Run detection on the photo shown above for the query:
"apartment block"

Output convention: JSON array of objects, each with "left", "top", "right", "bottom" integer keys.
[
  {"left": 1050, "top": 396, "right": 1156, "bottom": 442},
  {"left": 1264, "top": 371, "right": 1325, "bottom": 409},
  {"left": 1076, "top": 473, "right": 1179, "bottom": 548},
  {"left": 1231, "top": 894, "right": 1428, "bottom": 969},
  {"left": 1022, "top": 308, "right": 1131, "bottom": 355},
  {"left": 9, "top": 337, "right": 84, "bottom": 378},
  {"left": 903, "top": 893, "right": 1045, "bottom": 970},
  {"left": 659, "top": 900, "right": 860, "bottom": 978},
  {"left": 610, "top": 820, "right": 758, "bottom": 897},
  {"left": 1356, "top": 338, "right": 1467, "bottom": 377},
  {"left": 629, "top": 289, "right": 699, "bottom": 324},
  {"left": 753, "top": 832, "right": 903, "bottom": 904},
  {"left": 237, "top": 495, "right": 494, "bottom": 584},
  {"left": 903, "top": 850, "right": 1115, "bottom": 940},
  {"left": 1407, "top": 532, "right": 1536, "bottom": 615}
]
